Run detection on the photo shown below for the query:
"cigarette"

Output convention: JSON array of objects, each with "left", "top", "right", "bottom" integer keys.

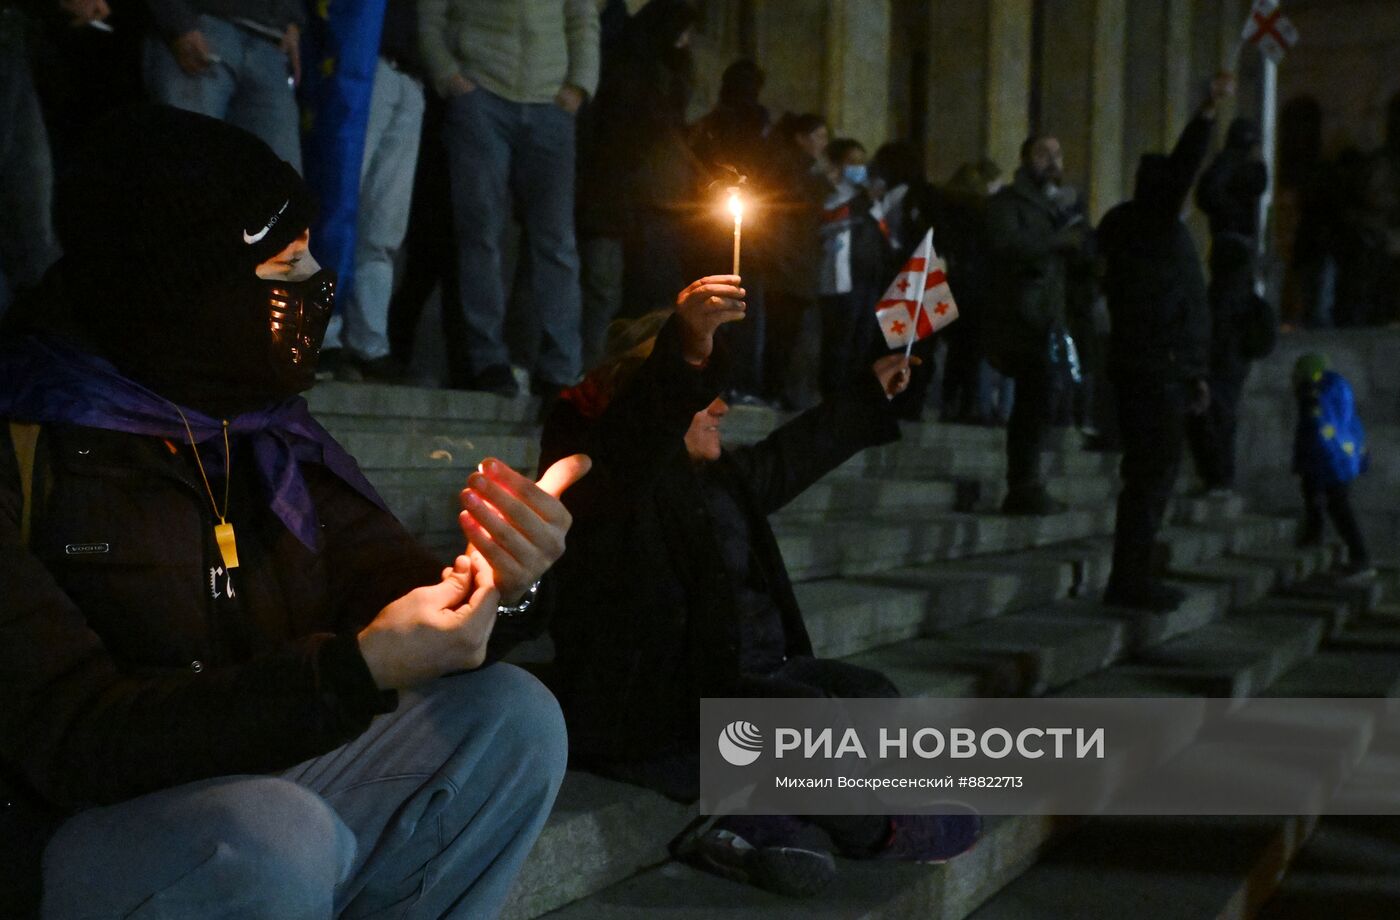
[{"left": 88, "top": 20, "right": 114, "bottom": 32}]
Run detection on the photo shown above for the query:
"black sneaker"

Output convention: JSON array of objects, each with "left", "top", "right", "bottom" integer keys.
[
  {"left": 1001, "top": 485, "right": 1068, "bottom": 516},
  {"left": 336, "top": 354, "right": 404, "bottom": 384},
  {"left": 459, "top": 364, "right": 519, "bottom": 397},
  {"left": 691, "top": 819, "right": 836, "bottom": 898},
  {"left": 314, "top": 348, "right": 344, "bottom": 382},
  {"left": 872, "top": 810, "right": 982, "bottom": 864},
  {"left": 1104, "top": 581, "right": 1186, "bottom": 612}
]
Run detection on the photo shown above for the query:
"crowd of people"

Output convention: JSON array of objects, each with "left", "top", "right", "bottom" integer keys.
[
  {"left": 0, "top": 1, "right": 1384, "bottom": 917},
  {"left": 1286, "top": 92, "right": 1400, "bottom": 329}
]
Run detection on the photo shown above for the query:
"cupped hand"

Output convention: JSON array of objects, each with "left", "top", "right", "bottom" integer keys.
[{"left": 457, "top": 454, "right": 591, "bottom": 603}]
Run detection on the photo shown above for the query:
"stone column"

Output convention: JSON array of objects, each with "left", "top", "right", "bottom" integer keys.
[
  {"left": 923, "top": 0, "right": 1031, "bottom": 184},
  {"left": 751, "top": 0, "right": 829, "bottom": 118},
  {"left": 1162, "top": 0, "right": 1195, "bottom": 142},
  {"left": 822, "top": 0, "right": 892, "bottom": 147},
  {"left": 1040, "top": 0, "right": 1126, "bottom": 219},
  {"left": 986, "top": 0, "right": 1035, "bottom": 179},
  {"left": 1088, "top": 0, "right": 1128, "bottom": 218}
]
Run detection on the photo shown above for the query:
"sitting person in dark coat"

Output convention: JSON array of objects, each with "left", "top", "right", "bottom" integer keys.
[
  {"left": 0, "top": 105, "right": 588, "bottom": 919},
  {"left": 539, "top": 275, "right": 980, "bottom": 897}
]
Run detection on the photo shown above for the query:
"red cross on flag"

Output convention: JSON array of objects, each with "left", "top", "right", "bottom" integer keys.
[
  {"left": 1241, "top": 0, "right": 1298, "bottom": 62},
  {"left": 874, "top": 229, "right": 959, "bottom": 350}
]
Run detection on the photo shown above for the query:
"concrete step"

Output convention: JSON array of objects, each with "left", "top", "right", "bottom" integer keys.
[
  {"left": 308, "top": 380, "right": 538, "bottom": 425},
  {"left": 1060, "top": 610, "right": 1328, "bottom": 698},
  {"left": 966, "top": 815, "right": 1317, "bottom": 920},
  {"left": 501, "top": 772, "right": 693, "bottom": 920},
  {"left": 1260, "top": 816, "right": 1400, "bottom": 919},
  {"left": 769, "top": 508, "right": 1118, "bottom": 582},
  {"left": 541, "top": 813, "right": 1071, "bottom": 920}
]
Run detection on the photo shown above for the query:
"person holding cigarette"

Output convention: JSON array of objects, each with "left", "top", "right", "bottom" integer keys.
[{"left": 142, "top": 0, "right": 305, "bottom": 172}]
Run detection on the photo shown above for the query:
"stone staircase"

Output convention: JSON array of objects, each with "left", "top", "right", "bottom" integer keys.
[{"left": 305, "top": 371, "right": 1400, "bottom": 920}]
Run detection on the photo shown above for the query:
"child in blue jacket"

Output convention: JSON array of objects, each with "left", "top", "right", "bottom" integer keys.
[{"left": 1293, "top": 353, "right": 1371, "bottom": 575}]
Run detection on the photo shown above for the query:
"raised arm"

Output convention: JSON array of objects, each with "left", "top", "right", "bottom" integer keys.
[{"left": 726, "top": 354, "right": 911, "bottom": 515}]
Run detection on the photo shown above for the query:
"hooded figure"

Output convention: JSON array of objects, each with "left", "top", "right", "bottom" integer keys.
[
  {"left": 0, "top": 105, "right": 577, "bottom": 918},
  {"left": 1095, "top": 79, "right": 1227, "bottom": 612},
  {"left": 12, "top": 104, "right": 329, "bottom": 417}
]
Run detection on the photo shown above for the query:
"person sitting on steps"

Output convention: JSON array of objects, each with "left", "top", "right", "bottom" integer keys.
[{"left": 538, "top": 274, "right": 981, "bottom": 898}]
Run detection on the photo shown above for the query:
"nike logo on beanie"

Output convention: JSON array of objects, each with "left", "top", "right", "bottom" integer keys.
[{"left": 244, "top": 199, "right": 290, "bottom": 245}]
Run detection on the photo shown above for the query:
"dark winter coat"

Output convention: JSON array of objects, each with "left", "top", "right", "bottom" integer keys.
[
  {"left": 984, "top": 171, "right": 1085, "bottom": 368},
  {"left": 0, "top": 413, "right": 531, "bottom": 908},
  {"left": 1097, "top": 114, "right": 1216, "bottom": 383},
  {"left": 537, "top": 318, "right": 899, "bottom": 765}
]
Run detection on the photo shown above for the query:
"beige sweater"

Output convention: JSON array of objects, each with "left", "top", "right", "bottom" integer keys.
[{"left": 419, "top": 0, "right": 600, "bottom": 104}]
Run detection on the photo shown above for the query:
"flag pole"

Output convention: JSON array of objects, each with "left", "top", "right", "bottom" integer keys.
[
  {"left": 904, "top": 230, "right": 935, "bottom": 359},
  {"left": 1257, "top": 53, "right": 1278, "bottom": 266}
]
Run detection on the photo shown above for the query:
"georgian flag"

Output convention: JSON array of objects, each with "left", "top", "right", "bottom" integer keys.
[
  {"left": 1241, "top": 0, "right": 1298, "bottom": 62},
  {"left": 874, "top": 229, "right": 959, "bottom": 350}
]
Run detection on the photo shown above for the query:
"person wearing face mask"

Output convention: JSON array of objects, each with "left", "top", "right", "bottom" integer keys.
[
  {"left": 985, "top": 132, "right": 1092, "bottom": 515},
  {"left": 0, "top": 105, "right": 589, "bottom": 918},
  {"left": 817, "top": 138, "right": 893, "bottom": 399},
  {"left": 1096, "top": 74, "right": 1234, "bottom": 612}
]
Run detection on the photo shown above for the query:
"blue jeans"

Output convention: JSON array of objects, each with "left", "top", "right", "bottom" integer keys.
[
  {"left": 0, "top": 9, "right": 60, "bottom": 316},
  {"left": 442, "top": 88, "right": 582, "bottom": 385},
  {"left": 324, "top": 60, "right": 426, "bottom": 361},
  {"left": 41, "top": 665, "right": 567, "bottom": 919},
  {"left": 142, "top": 15, "right": 302, "bottom": 173}
]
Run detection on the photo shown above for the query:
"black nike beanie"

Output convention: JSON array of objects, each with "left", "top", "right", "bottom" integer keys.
[{"left": 53, "top": 105, "right": 316, "bottom": 312}]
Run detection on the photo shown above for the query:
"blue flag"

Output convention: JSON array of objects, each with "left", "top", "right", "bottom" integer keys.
[
  {"left": 299, "top": 0, "right": 387, "bottom": 309},
  {"left": 1294, "top": 370, "right": 1368, "bottom": 487}
]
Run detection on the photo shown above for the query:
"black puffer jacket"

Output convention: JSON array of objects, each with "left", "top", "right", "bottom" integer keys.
[{"left": 538, "top": 318, "right": 900, "bottom": 765}]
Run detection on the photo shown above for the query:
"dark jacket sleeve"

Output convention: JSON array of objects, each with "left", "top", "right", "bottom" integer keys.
[
  {"left": 542, "top": 316, "right": 729, "bottom": 501},
  {"left": 0, "top": 431, "right": 398, "bottom": 810},
  {"left": 1160, "top": 114, "right": 1216, "bottom": 219},
  {"left": 725, "top": 371, "right": 901, "bottom": 516}
]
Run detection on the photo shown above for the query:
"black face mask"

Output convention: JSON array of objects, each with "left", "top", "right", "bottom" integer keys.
[
  {"left": 264, "top": 268, "right": 336, "bottom": 394},
  {"left": 57, "top": 264, "right": 338, "bottom": 418}
]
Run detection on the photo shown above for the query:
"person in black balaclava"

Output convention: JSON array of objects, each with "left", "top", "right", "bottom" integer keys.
[
  {"left": 1187, "top": 116, "right": 1269, "bottom": 496},
  {"left": 0, "top": 105, "right": 589, "bottom": 917},
  {"left": 1097, "top": 74, "right": 1233, "bottom": 612}
]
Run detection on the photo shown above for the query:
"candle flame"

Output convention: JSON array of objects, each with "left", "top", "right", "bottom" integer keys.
[{"left": 726, "top": 188, "right": 744, "bottom": 223}]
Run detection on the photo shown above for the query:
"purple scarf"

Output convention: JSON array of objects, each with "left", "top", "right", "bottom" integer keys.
[{"left": 0, "top": 336, "right": 388, "bottom": 551}]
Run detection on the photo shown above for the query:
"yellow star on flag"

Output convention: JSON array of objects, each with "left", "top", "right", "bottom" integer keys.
[
  {"left": 1321, "top": 424, "right": 1336, "bottom": 439},
  {"left": 1342, "top": 442, "right": 1355, "bottom": 455}
]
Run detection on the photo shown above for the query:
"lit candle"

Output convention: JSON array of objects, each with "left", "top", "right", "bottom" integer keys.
[{"left": 726, "top": 187, "right": 744, "bottom": 277}]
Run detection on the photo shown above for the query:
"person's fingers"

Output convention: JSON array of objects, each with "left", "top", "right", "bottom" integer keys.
[
  {"left": 418, "top": 566, "right": 473, "bottom": 610},
  {"left": 460, "top": 511, "right": 528, "bottom": 589},
  {"left": 462, "top": 488, "right": 543, "bottom": 564},
  {"left": 685, "top": 283, "right": 746, "bottom": 304},
  {"left": 467, "top": 473, "right": 555, "bottom": 546},
  {"left": 537, "top": 453, "right": 592, "bottom": 499},
  {"left": 475, "top": 458, "right": 577, "bottom": 524}
]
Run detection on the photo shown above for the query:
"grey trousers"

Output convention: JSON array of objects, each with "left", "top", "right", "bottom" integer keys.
[
  {"left": 325, "top": 59, "right": 426, "bottom": 361},
  {"left": 0, "top": 8, "right": 60, "bottom": 316},
  {"left": 42, "top": 664, "right": 567, "bottom": 919},
  {"left": 142, "top": 15, "right": 303, "bottom": 173}
]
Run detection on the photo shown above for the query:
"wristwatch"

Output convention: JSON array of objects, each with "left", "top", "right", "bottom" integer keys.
[{"left": 497, "top": 580, "right": 541, "bottom": 618}]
